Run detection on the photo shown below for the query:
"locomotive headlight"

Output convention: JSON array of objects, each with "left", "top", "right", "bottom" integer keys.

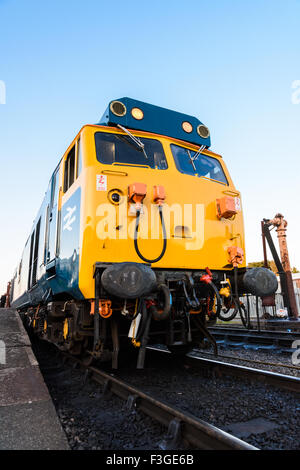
[
  {"left": 131, "top": 107, "right": 144, "bottom": 120},
  {"left": 108, "top": 188, "right": 124, "bottom": 205},
  {"left": 182, "top": 121, "right": 193, "bottom": 133},
  {"left": 110, "top": 100, "right": 127, "bottom": 117},
  {"left": 197, "top": 124, "right": 210, "bottom": 139},
  {"left": 111, "top": 192, "right": 120, "bottom": 203}
]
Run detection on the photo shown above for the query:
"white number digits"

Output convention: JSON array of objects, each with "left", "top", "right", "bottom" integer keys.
[{"left": 291, "top": 340, "right": 300, "bottom": 365}]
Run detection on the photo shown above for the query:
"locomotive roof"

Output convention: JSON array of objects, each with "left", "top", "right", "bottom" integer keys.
[{"left": 98, "top": 97, "right": 211, "bottom": 148}]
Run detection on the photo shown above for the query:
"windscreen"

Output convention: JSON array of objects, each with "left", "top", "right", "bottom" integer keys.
[
  {"left": 171, "top": 144, "right": 228, "bottom": 184},
  {"left": 95, "top": 132, "right": 168, "bottom": 169}
]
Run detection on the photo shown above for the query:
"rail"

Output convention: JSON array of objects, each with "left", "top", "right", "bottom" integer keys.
[
  {"left": 63, "top": 353, "right": 257, "bottom": 450},
  {"left": 186, "top": 354, "right": 300, "bottom": 394}
]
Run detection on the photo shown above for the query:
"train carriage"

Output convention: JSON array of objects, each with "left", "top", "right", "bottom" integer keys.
[{"left": 10, "top": 97, "right": 277, "bottom": 367}]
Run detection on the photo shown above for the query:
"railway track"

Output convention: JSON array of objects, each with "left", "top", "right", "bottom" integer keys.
[
  {"left": 60, "top": 347, "right": 299, "bottom": 449},
  {"left": 30, "top": 336, "right": 300, "bottom": 450},
  {"left": 62, "top": 353, "right": 257, "bottom": 450},
  {"left": 207, "top": 326, "right": 300, "bottom": 350},
  {"left": 146, "top": 346, "right": 300, "bottom": 393},
  {"left": 185, "top": 354, "right": 300, "bottom": 394},
  {"left": 192, "top": 350, "right": 300, "bottom": 373},
  {"left": 249, "top": 320, "right": 300, "bottom": 333}
]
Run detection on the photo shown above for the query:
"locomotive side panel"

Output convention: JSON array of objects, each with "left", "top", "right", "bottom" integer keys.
[
  {"left": 11, "top": 185, "right": 51, "bottom": 308},
  {"left": 43, "top": 136, "right": 84, "bottom": 300},
  {"left": 12, "top": 136, "right": 85, "bottom": 307},
  {"left": 57, "top": 186, "right": 82, "bottom": 298}
]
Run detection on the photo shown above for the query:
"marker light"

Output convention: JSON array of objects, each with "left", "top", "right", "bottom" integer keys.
[
  {"left": 182, "top": 121, "right": 193, "bottom": 133},
  {"left": 131, "top": 107, "right": 144, "bottom": 120},
  {"left": 197, "top": 124, "right": 210, "bottom": 139},
  {"left": 110, "top": 100, "right": 127, "bottom": 117}
]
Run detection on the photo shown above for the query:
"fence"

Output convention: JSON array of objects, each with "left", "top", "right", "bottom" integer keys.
[{"left": 240, "top": 285, "right": 300, "bottom": 319}]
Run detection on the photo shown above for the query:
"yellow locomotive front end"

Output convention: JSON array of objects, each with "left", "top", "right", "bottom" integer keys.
[
  {"left": 14, "top": 97, "right": 278, "bottom": 368},
  {"left": 74, "top": 98, "right": 254, "bottom": 366},
  {"left": 79, "top": 125, "right": 246, "bottom": 296}
]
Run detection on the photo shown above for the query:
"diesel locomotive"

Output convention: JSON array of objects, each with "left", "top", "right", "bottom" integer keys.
[{"left": 9, "top": 97, "right": 277, "bottom": 367}]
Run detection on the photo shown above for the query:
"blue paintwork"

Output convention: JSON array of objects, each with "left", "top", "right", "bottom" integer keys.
[
  {"left": 54, "top": 187, "right": 83, "bottom": 299},
  {"left": 98, "top": 97, "right": 211, "bottom": 148},
  {"left": 11, "top": 186, "right": 84, "bottom": 309},
  {"left": 47, "top": 168, "right": 60, "bottom": 262}
]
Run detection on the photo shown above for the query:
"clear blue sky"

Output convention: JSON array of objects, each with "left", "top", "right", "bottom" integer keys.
[{"left": 1, "top": 0, "right": 300, "bottom": 293}]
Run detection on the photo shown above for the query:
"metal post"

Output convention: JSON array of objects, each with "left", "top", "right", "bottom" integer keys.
[
  {"left": 111, "top": 317, "right": 119, "bottom": 369},
  {"left": 137, "top": 307, "right": 151, "bottom": 369},
  {"left": 246, "top": 294, "right": 251, "bottom": 325},
  {"left": 261, "top": 221, "right": 268, "bottom": 268},
  {"left": 246, "top": 294, "right": 252, "bottom": 329},
  {"left": 262, "top": 220, "right": 291, "bottom": 316},
  {"left": 266, "top": 215, "right": 298, "bottom": 319},
  {"left": 256, "top": 296, "right": 260, "bottom": 332},
  {"left": 94, "top": 269, "right": 100, "bottom": 348}
]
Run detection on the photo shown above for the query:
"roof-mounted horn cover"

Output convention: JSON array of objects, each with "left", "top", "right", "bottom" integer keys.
[{"left": 98, "top": 97, "right": 211, "bottom": 148}]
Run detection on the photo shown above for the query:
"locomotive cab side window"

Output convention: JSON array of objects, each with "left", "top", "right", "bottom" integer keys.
[
  {"left": 64, "top": 145, "right": 76, "bottom": 192},
  {"left": 27, "top": 232, "right": 35, "bottom": 289},
  {"left": 28, "top": 217, "right": 41, "bottom": 289},
  {"left": 43, "top": 205, "right": 50, "bottom": 264},
  {"left": 95, "top": 132, "right": 168, "bottom": 169},
  {"left": 46, "top": 168, "right": 60, "bottom": 263},
  {"left": 76, "top": 138, "right": 82, "bottom": 178},
  {"left": 31, "top": 218, "right": 41, "bottom": 286},
  {"left": 170, "top": 144, "right": 228, "bottom": 184},
  {"left": 17, "top": 260, "right": 22, "bottom": 283},
  {"left": 51, "top": 170, "right": 59, "bottom": 206}
]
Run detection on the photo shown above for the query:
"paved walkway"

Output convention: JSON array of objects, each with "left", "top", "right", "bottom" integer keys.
[{"left": 0, "top": 308, "right": 69, "bottom": 449}]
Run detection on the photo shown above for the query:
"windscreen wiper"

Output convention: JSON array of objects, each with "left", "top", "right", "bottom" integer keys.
[
  {"left": 187, "top": 150, "right": 197, "bottom": 171},
  {"left": 117, "top": 124, "right": 149, "bottom": 159},
  {"left": 192, "top": 144, "right": 206, "bottom": 162}
]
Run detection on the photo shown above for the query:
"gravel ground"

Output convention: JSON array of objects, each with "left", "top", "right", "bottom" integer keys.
[
  {"left": 117, "top": 349, "right": 300, "bottom": 450},
  {"left": 31, "top": 338, "right": 173, "bottom": 450},
  {"left": 31, "top": 337, "right": 300, "bottom": 450}
]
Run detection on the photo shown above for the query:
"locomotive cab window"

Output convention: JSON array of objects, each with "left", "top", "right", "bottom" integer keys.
[
  {"left": 95, "top": 132, "right": 168, "bottom": 169},
  {"left": 64, "top": 145, "right": 76, "bottom": 192},
  {"left": 28, "top": 217, "right": 41, "bottom": 289},
  {"left": 51, "top": 168, "right": 59, "bottom": 206},
  {"left": 76, "top": 138, "right": 82, "bottom": 178},
  {"left": 171, "top": 144, "right": 228, "bottom": 184}
]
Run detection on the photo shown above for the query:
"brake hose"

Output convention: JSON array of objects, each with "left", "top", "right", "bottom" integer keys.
[
  {"left": 149, "top": 284, "right": 172, "bottom": 321},
  {"left": 234, "top": 266, "right": 239, "bottom": 300},
  {"left": 135, "top": 300, "right": 148, "bottom": 341},
  {"left": 207, "top": 280, "right": 222, "bottom": 318},
  {"left": 134, "top": 206, "right": 167, "bottom": 264},
  {"left": 234, "top": 266, "right": 248, "bottom": 326}
]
